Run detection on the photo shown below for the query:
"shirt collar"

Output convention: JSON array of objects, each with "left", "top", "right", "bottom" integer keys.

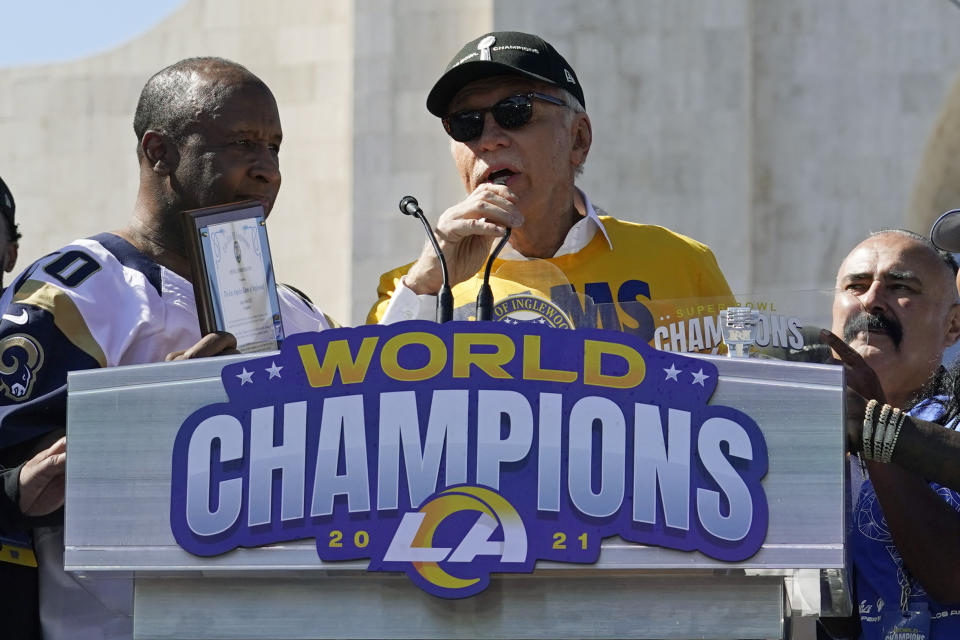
[{"left": 498, "top": 189, "right": 614, "bottom": 261}]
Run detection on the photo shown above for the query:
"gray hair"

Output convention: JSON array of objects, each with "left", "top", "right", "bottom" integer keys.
[{"left": 558, "top": 87, "right": 587, "bottom": 176}]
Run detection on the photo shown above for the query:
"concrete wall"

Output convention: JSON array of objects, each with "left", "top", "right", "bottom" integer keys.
[
  {"left": 3, "top": 0, "right": 960, "bottom": 325},
  {"left": 484, "top": 0, "right": 960, "bottom": 295},
  {"left": 0, "top": 0, "right": 354, "bottom": 321},
  {"left": 909, "top": 66, "right": 960, "bottom": 233},
  {"left": 492, "top": 0, "right": 754, "bottom": 293},
  {"left": 751, "top": 0, "right": 960, "bottom": 289},
  {"left": 351, "top": 0, "right": 492, "bottom": 322}
]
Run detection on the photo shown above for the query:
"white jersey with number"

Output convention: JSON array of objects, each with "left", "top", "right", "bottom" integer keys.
[{"left": 0, "top": 232, "right": 334, "bottom": 640}]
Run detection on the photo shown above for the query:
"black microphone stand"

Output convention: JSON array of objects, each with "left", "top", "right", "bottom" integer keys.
[
  {"left": 475, "top": 228, "right": 512, "bottom": 321},
  {"left": 399, "top": 196, "right": 453, "bottom": 323}
]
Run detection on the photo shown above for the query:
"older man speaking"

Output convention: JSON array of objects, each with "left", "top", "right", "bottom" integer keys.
[
  {"left": 368, "top": 31, "right": 733, "bottom": 336},
  {"left": 825, "top": 229, "right": 960, "bottom": 639}
]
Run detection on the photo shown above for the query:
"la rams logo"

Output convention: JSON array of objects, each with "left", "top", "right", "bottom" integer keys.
[
  {"left": 0, "top": 334, "right": 44, "bottom": 401},
  {"left": 492, "top": 294, "right": 573, "bottom": 329},
  {"left": 382, "top": 486, "right": 527, "bottom": 598}
]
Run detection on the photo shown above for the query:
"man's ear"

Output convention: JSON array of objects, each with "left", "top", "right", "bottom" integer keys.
[
  {"left": 3, "top": 243, "right": 17, "bottom": 273},
  {"left": 570, "top": 112, "right": 592, "bottom": 170},
  {"left": 944, "top": 302, "right": 960, "bottom": 348},
  {"left": 141, "top": 130, "right": 178, "bottom": 176}
]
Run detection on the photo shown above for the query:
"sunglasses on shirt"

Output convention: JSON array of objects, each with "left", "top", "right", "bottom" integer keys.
[{"left": 442, "top": 92, "right": 568, "bottom": 142}]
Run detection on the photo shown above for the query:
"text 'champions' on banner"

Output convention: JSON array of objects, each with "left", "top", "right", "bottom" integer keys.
[{"left": 169, "top": 321, "right": 769, "bottom": 598}]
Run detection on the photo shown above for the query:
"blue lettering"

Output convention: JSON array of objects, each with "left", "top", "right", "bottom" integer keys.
[{"left": 617, "top": 280, "right": 655, "bottom": 340}]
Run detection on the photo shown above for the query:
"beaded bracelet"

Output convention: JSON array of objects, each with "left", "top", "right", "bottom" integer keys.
[
  {"left": 879, "top": 408, "right": 899, "bottom": 462},
  {"left": 873, "top": 403, "right": 893, "bottom": 461},
  {"left": 862, "top": 399, "right": 879, "bottom": 459},
  {"left": 880, "top": 408, "right": 907, "bottom": 464}
]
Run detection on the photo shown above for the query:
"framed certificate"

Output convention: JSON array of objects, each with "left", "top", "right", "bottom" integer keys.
[{"left": 182, "top": 201, "right": 284, "bottom": 354}]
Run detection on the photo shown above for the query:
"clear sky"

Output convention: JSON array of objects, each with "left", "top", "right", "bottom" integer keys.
[{"left": 0, "top": 0, "right": 187, "bottom": 68}]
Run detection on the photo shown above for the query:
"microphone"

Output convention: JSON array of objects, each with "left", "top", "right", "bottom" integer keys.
[
  {"left": 476, "top": 177, "right": 513, "bottom": 321},
  {"left": 398, "top": 196, "right": 453, "bottom": 323},
  {"left": 476, "top": 230, "right": 512, "bottom": 321},
  {"left": 399, "top": 195, "right": 420, "bottom": 216}
]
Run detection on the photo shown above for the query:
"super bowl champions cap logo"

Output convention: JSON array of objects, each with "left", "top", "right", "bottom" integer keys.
[{"left": 477, "top": 34, "right": 495, "bottom": 61}]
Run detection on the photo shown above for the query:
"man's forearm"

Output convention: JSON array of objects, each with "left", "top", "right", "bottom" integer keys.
[
  {"left": 0, "top": 465, "right": 26, "bottom": 533},
  {"left": 0, "top": 464, "right": 62, "bottom": 533},
  {"left": 891, "top": 415, "right": 960, "bottom": 490},
  {"left": 869, "top": 461, "right": 960, "bottom": 602}
]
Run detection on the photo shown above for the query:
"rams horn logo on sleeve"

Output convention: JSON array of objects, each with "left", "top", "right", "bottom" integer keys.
[{"left": 0, "top": 334, "right": 44, "bottom": 401}]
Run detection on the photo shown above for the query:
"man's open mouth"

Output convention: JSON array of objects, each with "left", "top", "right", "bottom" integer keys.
[{"left": 486, "top": 168, "right": 517, "bottom": 184}]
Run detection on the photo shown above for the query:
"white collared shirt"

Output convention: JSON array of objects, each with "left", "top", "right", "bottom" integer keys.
[{"left": 381, "top": 189, "right": 612, "bottom": 323}]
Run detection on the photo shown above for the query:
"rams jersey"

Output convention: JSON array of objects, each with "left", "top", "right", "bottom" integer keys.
[
  {"left": 0, "top": 232, "right": 333, "bottom": 448},
  {"left": 367, "top": 215, "right": 734, "bottom": 339}
]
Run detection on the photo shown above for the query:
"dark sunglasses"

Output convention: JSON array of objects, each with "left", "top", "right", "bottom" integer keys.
[{"left": 442, "top": 92, "right": 568, "bottom": 142}]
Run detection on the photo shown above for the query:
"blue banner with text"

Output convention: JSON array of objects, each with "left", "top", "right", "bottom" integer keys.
[{"left": 170, "top": 321, "right": 768, "bottom": 598}]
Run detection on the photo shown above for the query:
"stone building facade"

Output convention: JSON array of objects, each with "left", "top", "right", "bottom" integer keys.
[{"left": 3, "top": 0, "right": 960, "bottom": 324}]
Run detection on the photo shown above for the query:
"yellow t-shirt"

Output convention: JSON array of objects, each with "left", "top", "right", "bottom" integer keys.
[{"left": 367, "top": 216, "right": 734, "bottom": 343}]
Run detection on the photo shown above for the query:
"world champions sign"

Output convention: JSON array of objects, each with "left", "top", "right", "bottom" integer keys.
[{"left": 169, "top": 321, "right": 769, "bottom": 598}]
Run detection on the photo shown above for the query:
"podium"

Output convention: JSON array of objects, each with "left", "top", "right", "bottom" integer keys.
[{"left": 65, "top": 346, "right": 848, "bottom": 640}]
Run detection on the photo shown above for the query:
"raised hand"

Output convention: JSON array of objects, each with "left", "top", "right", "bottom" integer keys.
[
  {"left": 820, "top": 329, "right": 886, "bottom": 453},
  {"left": 404, "top": 184, "right": 524, "bottom": 294},
  {"left": 19, "top": 436, "right": 67, "bottom": 517}
]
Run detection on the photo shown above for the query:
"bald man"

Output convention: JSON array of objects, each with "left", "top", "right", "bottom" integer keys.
[
  {"left": 823, "top": 229, "right": 960, "bottom": 639},
  {"left": 0, "top": 57, "right": 334, "bottom": 640}
]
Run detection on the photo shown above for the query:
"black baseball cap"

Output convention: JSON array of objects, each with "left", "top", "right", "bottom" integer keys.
[
  {"left": 931, "top": 209, "right": 960, "bottom": 253},
  {"left": 427, "top": 31, "right": 585, "bottom": 117},
  {"left": 0, "top": 176, "right": 13, "bottom": 232}
]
